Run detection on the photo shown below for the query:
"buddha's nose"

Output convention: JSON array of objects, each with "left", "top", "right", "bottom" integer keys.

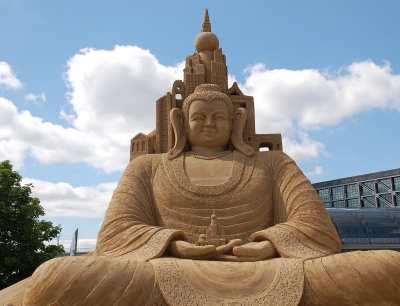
[{"left": 204, "top": 118, "right": 216, "bottom": 127}]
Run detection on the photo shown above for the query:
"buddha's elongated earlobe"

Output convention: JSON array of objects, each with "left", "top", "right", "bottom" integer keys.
[
  {"left": 231, "top": 108, "right": 255, "bottom": 156},
  {"left": 167, "top": 108, "right": 187, "bottom": 160}
]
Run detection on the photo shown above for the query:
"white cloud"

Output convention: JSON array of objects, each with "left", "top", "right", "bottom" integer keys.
[
  {"left": 0, "top": 61, "right": 22, "bottom": 89},
  {"left": 239, "top": 60, "right": 400, "bottom": 161},
  {"left": 0, "top": 97, "right": 97, "bottom": 170},
  {"left": 283, "top": 133, "right": 327, "bottom": 162},
  {"left": 25, "top": 92, "right": 46, "bottom": 105},
  {"left": 22, "top": 177, "right": 116, "bottom": 218},
  {"left": 64, "top": 45, "right": 183, "bottom": 142},
  {"left": 307, "top": 166, "right": 324, "bottom": 177}
]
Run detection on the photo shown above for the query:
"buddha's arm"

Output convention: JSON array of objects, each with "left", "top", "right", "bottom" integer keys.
[
  {"left": 249, "top": 152, "right": 341, "bottom": 259},
  {"left": 93, "top": 155, "right": 185, "bottom": 260}
]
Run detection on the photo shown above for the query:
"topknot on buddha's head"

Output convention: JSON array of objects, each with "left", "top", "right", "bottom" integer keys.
[
  {"left": 182, "top": 84, "right": 234, "bottom": 131},
  {"left": 194, "top": 83, "right": 222, "bottom": 93}
]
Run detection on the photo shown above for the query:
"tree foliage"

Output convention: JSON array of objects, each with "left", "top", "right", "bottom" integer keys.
[{"left": 0, "top": 160, "right": 64, "bottom": 290}]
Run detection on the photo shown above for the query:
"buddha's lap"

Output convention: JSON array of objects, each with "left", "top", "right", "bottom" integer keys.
[
  {"left": 23, "top": 256, "right": 159, "bottom": 305},
  {"left": 303, "top": 249, "right": 400, "bottom": 305},
  {"left": 23, "top": 250, "right": 400, "bottom": 305}
]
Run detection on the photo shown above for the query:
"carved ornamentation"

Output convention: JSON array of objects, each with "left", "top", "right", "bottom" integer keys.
[
  {"left": 152, "top": 258, "right": 303, "bottom": 306},
  {"left": 123, "top": 229, "right": 183, "bottom": 261},
  {"left": 258, "top": 227, "right": 326, "bottom": 259}
]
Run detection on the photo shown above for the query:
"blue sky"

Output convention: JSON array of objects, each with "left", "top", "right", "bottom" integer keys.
[{"left": 1, "top": 1, "right": 399, "bottom": 250}]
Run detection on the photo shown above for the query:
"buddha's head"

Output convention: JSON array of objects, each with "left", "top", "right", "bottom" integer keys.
[
  {"left": 183, "top": 84, "right": 232, "bottom": 151},
  {"left": 168, "top": 84, "right": 254, "bottom": 159}
]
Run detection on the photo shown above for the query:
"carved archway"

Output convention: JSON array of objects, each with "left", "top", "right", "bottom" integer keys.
[{"left": 259, "top": 141, "right": 272, "bottom": 151}]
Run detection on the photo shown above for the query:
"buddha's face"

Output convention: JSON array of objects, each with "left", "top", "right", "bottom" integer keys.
[{"left": 187, "top": 100, "right": 231, "bottom": 149}]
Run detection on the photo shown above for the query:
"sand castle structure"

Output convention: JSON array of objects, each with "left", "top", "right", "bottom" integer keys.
[{"left": 130, "top": 9, "right": 282, "bottom": 162}]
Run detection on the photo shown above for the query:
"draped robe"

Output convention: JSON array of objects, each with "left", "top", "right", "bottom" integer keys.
[
  {"left": 7, "top": 151, "right": 400, "bottom": 305},
  {"left": 96, "top": 150, "right": 342, "bottom": 259}
]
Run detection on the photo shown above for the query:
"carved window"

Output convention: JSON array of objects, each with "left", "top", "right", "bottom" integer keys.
[{"left": 259, "top": 142, "right": 272, "bottom": 151}]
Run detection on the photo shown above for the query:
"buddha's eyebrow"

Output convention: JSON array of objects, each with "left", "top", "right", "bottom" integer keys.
[
  {"left": 190, "top": 111, "right": 206, "bottom": 116},
  {"left": 190, "top": 110, "right": 227, "bottom": 118},
  {"left": 212, "top": 110, "right": 227, "bottom": 115}
]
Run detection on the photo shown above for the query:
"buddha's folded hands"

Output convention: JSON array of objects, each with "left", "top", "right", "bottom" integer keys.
[
  {"left": 233, "top": 241, "right": 278, "bottom": 262},
  {"left": 168, "top": 238, "right": 243, "bottom": 260},
  {"left": 167, "top": 238, "right": 277, "bottom": 262},
  {"left": 215, "top": 238, "right": 243, "bottom": 255},
  {"left": 168, "top": 240, "right": 217, "bottom": 259}
]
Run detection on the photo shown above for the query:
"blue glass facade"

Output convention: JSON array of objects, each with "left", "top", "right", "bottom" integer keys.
[
  {"left": 327, "top": 208, "right": 400, "bottom": 250},
  {"left": 314, "top": 169, "right": 400, "bottom": 251},
  {"left": 313, "top": 168, "right": 400, "bottom": 208}
]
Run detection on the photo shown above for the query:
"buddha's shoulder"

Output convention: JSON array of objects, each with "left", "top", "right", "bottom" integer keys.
[
  {"left": 252, "top": 151, "right": 298, "bottom": 176},
  {"left": 253, "top": 150, "right": 293, "bottom": 164},
  {"left": 125, "top": 154, "right": 164, "bottom": 172}
]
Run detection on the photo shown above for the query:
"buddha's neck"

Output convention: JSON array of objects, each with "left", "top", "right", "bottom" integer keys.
[
  {"left": 184, "top": 153, "right": 233, "bottom": 186},
  {"left": 190, "top": 145, "right": 226, "bottom": 155}
]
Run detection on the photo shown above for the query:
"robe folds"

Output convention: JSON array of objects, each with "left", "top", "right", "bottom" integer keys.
[{"left": 19, "top": 151, "right": 400, "bottom": 305}]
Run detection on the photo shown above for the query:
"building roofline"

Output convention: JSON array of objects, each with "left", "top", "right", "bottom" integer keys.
[{"left": 313, "top": 168, "right": 400, "bottom": 189}]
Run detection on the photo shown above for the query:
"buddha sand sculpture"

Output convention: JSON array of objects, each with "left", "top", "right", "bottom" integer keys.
[{"left": 1, "top": 9, "right": 400, "bottom": 306}]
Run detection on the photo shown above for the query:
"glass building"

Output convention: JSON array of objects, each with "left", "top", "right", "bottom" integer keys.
[
  {"left": 312, "top": 168, "right": 400, "bottom": 208},
  {"left": 328, "top": 208, "right": 400, "bottom": 251},
  {"left": 313, "top": 168, "right": 400, "bottom": 251}
]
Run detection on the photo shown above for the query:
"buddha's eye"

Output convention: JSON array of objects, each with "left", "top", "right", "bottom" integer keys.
[
  {"left": 192, "top": 116, "right": 204, "bottom": 121},
  {"left": 215, "top": 115, "right": 225, "bottom": 120}
]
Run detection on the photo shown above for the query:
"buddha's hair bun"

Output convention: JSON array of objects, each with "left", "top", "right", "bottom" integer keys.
[{"left": 194, "top": 83, "right": 223, "bottom": 93}]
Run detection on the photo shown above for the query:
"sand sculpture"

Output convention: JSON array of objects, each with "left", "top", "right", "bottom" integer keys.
[{"left": 1, "top": 9, "right": 400, "bottom": 306}]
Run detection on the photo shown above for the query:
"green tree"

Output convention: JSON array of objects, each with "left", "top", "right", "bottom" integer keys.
[{"left": 0, "top": 160, "right": 64, "bottom": 290}]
